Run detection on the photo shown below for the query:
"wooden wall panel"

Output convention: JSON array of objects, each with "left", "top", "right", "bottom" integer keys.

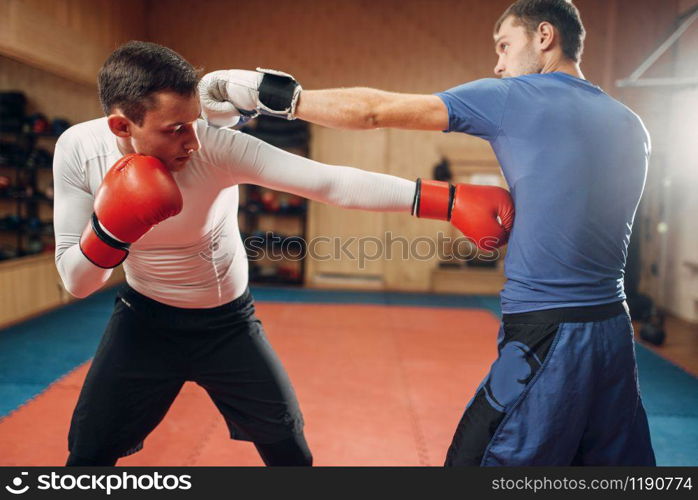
[
  {"left": 148, "top": 0, "right": 687, "bottom": 293},
  {"left": 4, "top": 0, "right": 688, "bottom": 302},
  {"left": 306, "top": 127, "right": 389, "bottom": 287},
  {"left": 0, "top": 254, "right": 125, "bottom": 329},
  {"left": 612, "top": 0, "right": 679, "bottom": 155},
  {"left": 582, "top": 0, "right": 619, "bottom": 92},
  {"left": 0, "top": 0, "right": 145, "bottom": 327},
  {"left": 148, "top": 0, "right": 511, "bottom": 289},
  {"left": 0, "top": 0, "right": 147, "bottom": 85},
  {"left": 0, "top": 55, "right": 102, "bottom": 124},
  {"left": 148, "top": 0, "right": 625, "bottom": 94},
  {"left": 147, "top": 0, "right": 512, "bottom": 90},
  {"left": 383, "top": 129, "right": 500, "bottom": 291}
]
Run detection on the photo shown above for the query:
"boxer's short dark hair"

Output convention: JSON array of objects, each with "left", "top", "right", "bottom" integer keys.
[
  {"left": 98, "top": 41, "right": 199, "bottom": 125},
  {"left": 495, "top": 0, "right": 586, "bottom": 62}
]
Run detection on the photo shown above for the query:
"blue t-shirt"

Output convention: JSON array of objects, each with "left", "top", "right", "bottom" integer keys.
[{"left": 437, "top": 72, "right": 649, "bottom": 313}]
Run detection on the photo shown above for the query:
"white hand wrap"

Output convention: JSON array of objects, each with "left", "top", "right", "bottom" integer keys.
[
  {"left": 198, "top": 69, "right": 261, "bottom": 128},
  {"left": 198, "top": 68, "right": 302, "bottom": 127}
]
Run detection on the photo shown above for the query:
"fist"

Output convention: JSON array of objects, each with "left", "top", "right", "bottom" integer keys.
[
  {"left": 413, "top": 179, "right": 514, "bottom": 250},
  {"left": 198, "top": 68, "right": 302, "bottom": 128},
  {"left": 198, "top": 69, "right": 262, "bottom": 128}
]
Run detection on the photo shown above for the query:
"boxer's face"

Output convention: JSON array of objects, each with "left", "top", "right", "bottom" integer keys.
[
  {"left": 110, "top": 91, "right": 201, "bottom": 172},
  {"left": 493, "top": 16, "right": 543, "bottom": 78}
]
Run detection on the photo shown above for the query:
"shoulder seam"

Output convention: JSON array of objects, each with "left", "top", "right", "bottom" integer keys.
[{"left": 493, "top": 80, "right": 514, "bottom": 141}]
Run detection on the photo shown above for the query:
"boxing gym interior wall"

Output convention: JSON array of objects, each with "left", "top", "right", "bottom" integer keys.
[
  {"left": 0, "top": 0, "right": 697, "bottom": 468},
  {"left": 151, "top": 0, "right": 698, "bottom": 315},
  {"left": 0, "top": 0, "right": 145, "bottom": 325},
  {"left": 1, "top": 0, "right": 696, "bottom": 316}
]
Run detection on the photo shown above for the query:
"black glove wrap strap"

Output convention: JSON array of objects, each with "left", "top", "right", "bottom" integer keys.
[
  {"left": 259, "top": 73, "right": 298, "bottom": 112},
  {"left": 447, "top": 184, "right": 455, "bottom": 221},
  {"left": 411, "top": 178, "right": 456, "bottom": 220},
  {"left": 411, "top": 178, "right": 422, "bottom": 216},
  {"left": 91, "top": 212, "right": 131, "bottom": 252}
]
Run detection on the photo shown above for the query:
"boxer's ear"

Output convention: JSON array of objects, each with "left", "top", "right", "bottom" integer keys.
[
  {"left": 107, "top": 113, "right": 131, "bottom": 138},
  {"left": 536, "top": 21, "right": 556, "bottom": 53}
]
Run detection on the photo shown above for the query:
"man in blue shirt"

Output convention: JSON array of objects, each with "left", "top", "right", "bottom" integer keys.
[{"left": 200, "top": 0, "right": 655, "bottom": 466}]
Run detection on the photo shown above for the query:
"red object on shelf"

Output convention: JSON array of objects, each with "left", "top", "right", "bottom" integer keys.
[{"left": 261, "top": 191, "right": 280, "bottom": 212}]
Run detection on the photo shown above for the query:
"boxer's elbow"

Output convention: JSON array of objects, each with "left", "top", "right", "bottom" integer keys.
[
  {"left": 309, "top": 89, "right": 386, "bottom": 130},
  {"left": 362, "top": 99, "right": 397, "bottom": 130},
  {"left": 65, "top": 284, "right": 93, "bottom": 299},
  {"left": 348, "top": 91, "right": 389, "bottom": 130},
  {"left": 356, "top": 98, "right": 383, "bottom": 129},
  {"left": 55, "top": 250, "right": 105, "bottom": 299},
  {"left": 346, "top": 101, "right": 381, "bottom": 130},
  {"left": 57, "top": 269, "right": 94, "bottom": 299},
  {"left": 363, "top": 111, "right": 382, "bottom": 129}
]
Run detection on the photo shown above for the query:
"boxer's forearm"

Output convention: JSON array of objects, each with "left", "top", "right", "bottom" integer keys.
[
  {"left": 295, "top": 88, "right": 392, "bottom": 130},
  {"left": 296, "top": 89, "right": 449, "bottom": 131},
  {"left": 198, "top": 69, "right": 448, "bottom": 130},
  {"left": 229, "top": 131, "right": 416, "bottom": 212}
]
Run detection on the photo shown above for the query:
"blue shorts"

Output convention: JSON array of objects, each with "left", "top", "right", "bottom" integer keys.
[{"left": 445, "top": 301, "right": 656, "bottom": 466}]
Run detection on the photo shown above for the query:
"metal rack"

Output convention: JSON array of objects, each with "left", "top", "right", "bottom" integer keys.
[
  {"left": 616, "top": 5, "right": 698, "bottom": 88},
  {"left": 0, "top": 129, "right": 56, "bottom": 260}
]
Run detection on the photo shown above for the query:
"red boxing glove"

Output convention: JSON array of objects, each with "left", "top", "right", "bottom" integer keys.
[
  {"left": 412, "top": 179, "right": 514, "bottom": 250},
  {"left": 79, "top": 154, "right": 183, "bottom": 268}
]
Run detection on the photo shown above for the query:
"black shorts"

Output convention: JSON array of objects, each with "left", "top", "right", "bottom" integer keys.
[{"left": 68, "top": 284, "right": 304, "bottom": 460}]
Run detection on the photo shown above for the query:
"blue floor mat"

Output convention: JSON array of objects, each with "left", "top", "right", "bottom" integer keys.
[
  {"left": 1, "top": 285, "right": 696, "bottom": 465},
  {"left": 0, "top": 289, "right": 118, "bottom": 417},
  {"left": 250, "top": 285, "right": 502, "bottom": 315},
  {"left": 635, "top": 345, "right": 698, "bottom": 466}
]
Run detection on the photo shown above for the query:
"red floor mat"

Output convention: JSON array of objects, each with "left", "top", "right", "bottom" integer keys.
[{"left": 0, "top": 303, "right": 499, "bottom": 466}]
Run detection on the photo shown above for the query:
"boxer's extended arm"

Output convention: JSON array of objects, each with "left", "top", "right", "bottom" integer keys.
[
  {"left": 223, "top": 130, "right": 415, "bottom": 211},
  {"left": 53, "top": 142, "right": 113, "bottom": 298},
  {"left": 206, "top": 128, "right": 512, "bottom": 250},
  {"left": 233, "top": 134, "right": 512, "bottom": 249},
  {"left": 296, "top": 89, "right": 449, "bottom": 131},
  {"left": 198, "top": 69, "right": 449, "bottom": 131}
]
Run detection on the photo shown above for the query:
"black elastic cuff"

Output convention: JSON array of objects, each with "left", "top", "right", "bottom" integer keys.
[
  {"left": 259, "top": 73, "right": 298, "bottom": 112},
  {"left": 91, "top": 213, "right": 130, "bottom": 252},
  {"left": 79, "top": 213, "right": 130, "bottom": 268},
  {"left": 447, "top": 184, "right": 455, "bottom": 221},
  {"left": 79, "top": 243, "right": 129, "bottom": 269},
  {"left": 412, "top": 178, "right": 422, "bottom": 216}
]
